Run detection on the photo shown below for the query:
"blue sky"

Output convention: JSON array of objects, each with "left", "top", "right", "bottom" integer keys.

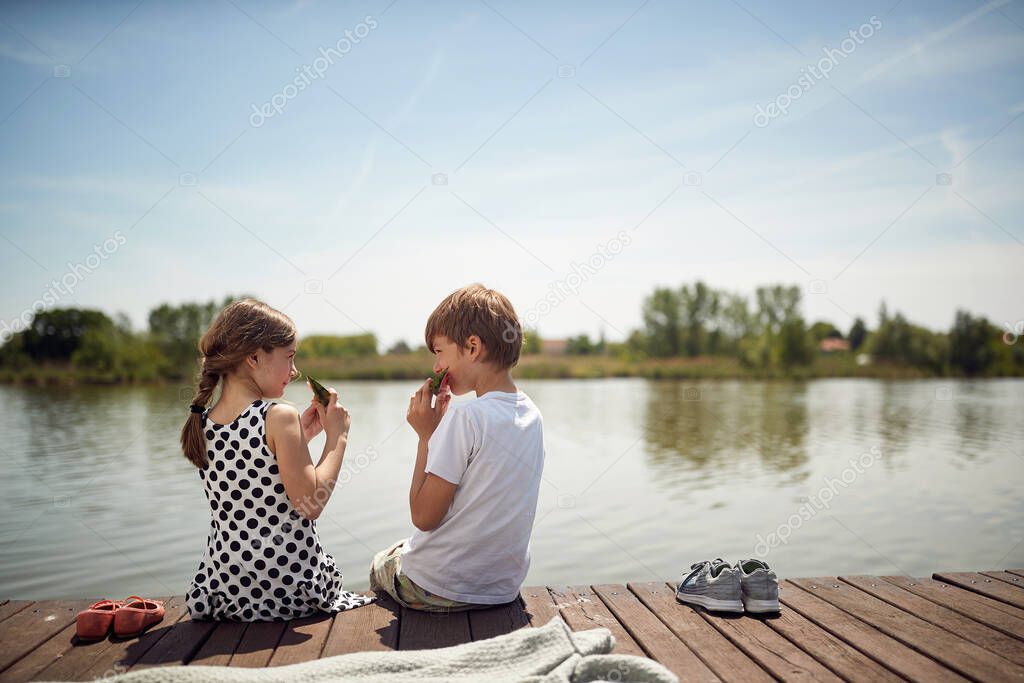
[{"left": 1, "top": 0, "right": 1022, "bottom": 348}]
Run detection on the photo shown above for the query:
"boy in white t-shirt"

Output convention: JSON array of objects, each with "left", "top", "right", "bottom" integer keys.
[{"left": 369, "top": 283, "right": 545, "bottom": 611}]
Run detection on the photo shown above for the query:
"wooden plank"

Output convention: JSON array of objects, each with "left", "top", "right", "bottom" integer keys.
[
  {"left": 1008, "top": 570, "right": 1024, "bottom": 580},
  {"left": 699, "top": 611, "right": 841, "bottom": 681},
  {"left": 936, "top": 571, "right": 1024, "bottom": 610},
  {"left": 983, "top": 570, "right": 1024, "bottom": 590},
  {"left": 791, "top": 578, "right": 1021, "bottom": 681},
  {"left": 267, "top": 612, "right": 335, "bottom": 666},
  {"left": 762, "top": 595, "right": 903, "bottom": 683},
  {"left": 548, "top": 585, "right": 643, "bottom": 658},
  {"left": 322, "top": 596, "right": 400, "bottom": 656},
  {"left": 781, "top": 580, "right": 967, "bottom": 682},
  {"left": 189, "top": 622, "right": 248, "bottom": 667},
  {"left": 0, "top": 601, "right": 33, "bottom": 625},
  {"left": 884, "top": 576, "right": 1024, "bottom": 641},
  {"left": 591, "top": 584, "right": 717, "bottom": 681},
  {"left": 25, "top": 624, "right": 125, "bottom": 682},
  {"left": 74, "top": 596, "right": 186, "bottom": 681},
  {"left": 630, "top": 582, "right": 770, "bottom": 682},
  {"left": 227, "top": 620, "right": 287, "bottom": 667},
  {"left": 520, "top": 586, "right": 559, "bottom": 627},
  {"left": 0, "top": 599, "right": 97, "bottom": 674},
  {"left": 468, "top": 599, "right": 530, "bottom": 642},
  {"left": 398, "top": 608, "right": 471, "bottom": 650},
  {"left": 843, "top": 575, "right": 1024, "bottom": 666},
  {"left": 0, "top": 620, "right": 80, "bottom": 683},
  {"left": 127, "top": 610, "right": 217, "bottom": 670}
]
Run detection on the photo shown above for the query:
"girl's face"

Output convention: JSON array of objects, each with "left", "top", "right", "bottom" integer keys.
[{"left": 251, "top": 340, "right": 298, "bottom": 398}]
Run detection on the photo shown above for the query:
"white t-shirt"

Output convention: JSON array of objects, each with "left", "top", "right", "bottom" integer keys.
[{"left": 400, "top": 390, "right": 545, "bottom": 604}]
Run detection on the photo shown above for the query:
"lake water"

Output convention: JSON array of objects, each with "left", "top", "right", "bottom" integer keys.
[{"left": 1, "top": 378, "right": 1022, "bottom": 600}]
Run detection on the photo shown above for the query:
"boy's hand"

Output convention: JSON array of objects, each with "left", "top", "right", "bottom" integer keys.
[
  {"left": 300, "top": 398, "right": 323, "bottom": 444},
  {"left": 407, "top": 378, "right": 451, "bottom": 440}
]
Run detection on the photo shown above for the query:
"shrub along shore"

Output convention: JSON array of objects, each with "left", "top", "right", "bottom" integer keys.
[{"left": 2, "top": 284, "right": 1021, "bottom": 386}]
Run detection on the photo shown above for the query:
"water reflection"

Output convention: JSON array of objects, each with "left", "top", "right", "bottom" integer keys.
[
  {"left": 1, "top": 378, "right": 1022, "bottom": 598},
  {"left": 876, "top": 382, "right": 915, "bottom": 458},
  {"left": 642, "top": 380, "right": 809, "bottom": 486}
]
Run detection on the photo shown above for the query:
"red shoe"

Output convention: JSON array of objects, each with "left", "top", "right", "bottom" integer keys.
[
  {"left": 113, "top": 596, "right": 165, "bottom": 638},
  {"left": 76, "top": 599, "right": 123, "bottom": 641}
]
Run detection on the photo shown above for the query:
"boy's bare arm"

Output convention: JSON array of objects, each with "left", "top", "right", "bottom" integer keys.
[
  {"left": 409, "top": 437, "right": 457, "bottom": 531},
  {"left": 406, "top": 378, "right": 457, "bottom": 531}
]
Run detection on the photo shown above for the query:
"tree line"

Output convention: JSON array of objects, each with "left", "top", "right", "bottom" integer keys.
[
  {"left": 0, "top": 296, "right": 380, "bottom": 383},
  {"left": 557, "top": 282, "right": 1023, "bottom": 377},
  {"left": 1, "top": 284, "right": 1020, "bottom": 382}
]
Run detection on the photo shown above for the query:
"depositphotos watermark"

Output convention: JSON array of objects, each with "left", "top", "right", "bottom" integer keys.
[
  {"left": 249, "top": 16, "right": 379, "bottom": 128},
  {"left": 754, "top": 16, "right": 882, "bottom": 128},
  {"left": 0, "top": 230, "right": 128, "bottom": 344},
  {"left": 520, "top": 230, "right": 632, "bottom": 329},
  {"left": 753, "top": 445, "right": 883, "bottom": 557},
  {"left": 1003, "top": 321, "right": 1023, "bottom": 345}
]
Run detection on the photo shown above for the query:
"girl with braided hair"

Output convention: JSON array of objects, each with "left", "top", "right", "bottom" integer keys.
[{"left": 180, "top": 298, "right": 373, "bottom": 621}]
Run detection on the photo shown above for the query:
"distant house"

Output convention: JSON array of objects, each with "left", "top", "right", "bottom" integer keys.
[
  {"left": 541, "top": 339, "right": 568, "bottom": 355},
  {"left": 819, "top": 337, "right": 850, "bottom": 353}
]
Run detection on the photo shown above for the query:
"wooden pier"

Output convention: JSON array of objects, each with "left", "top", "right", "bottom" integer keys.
[{"left": 1, "top": 569, "right": 1023, "bottom": 681}]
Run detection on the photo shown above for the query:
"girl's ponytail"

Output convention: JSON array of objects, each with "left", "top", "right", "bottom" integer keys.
[
  {"left": 179, "top": 298, "right": 296, "bottom": 468},
  {"left": 180, "top": 362, "right": 221, "bottom": 468}
]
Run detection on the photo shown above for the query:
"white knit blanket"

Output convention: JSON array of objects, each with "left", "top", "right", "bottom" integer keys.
[{"left": 54, "top": 616, "right": 677, "bottom": 683}]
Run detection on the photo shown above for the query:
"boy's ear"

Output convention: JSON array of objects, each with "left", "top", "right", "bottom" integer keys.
[{"left": 466, "top": 334, "right": 482, "bottom": 361}]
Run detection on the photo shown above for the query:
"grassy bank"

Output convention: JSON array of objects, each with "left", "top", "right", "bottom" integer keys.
[
  {"left": 1, "top": 352, "right": 1001, "bottom": 387},
  {"left": 297, "top": 353, "right": 950, "bottom": 380}
]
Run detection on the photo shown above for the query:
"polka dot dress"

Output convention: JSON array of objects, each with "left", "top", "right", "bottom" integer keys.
[{"left": 186, "top": 399, "right": 374, "bottom": 621}]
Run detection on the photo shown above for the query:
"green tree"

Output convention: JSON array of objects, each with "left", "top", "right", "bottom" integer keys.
[
  {"left": 386, "top": 340, "right": 411, "bottom": 355},
  {"left": 565, "top": 334, "right": 595, "bottom": 355},
  {"left": 948, "top": 310, "right": 995, "bottom": 375},
  {"left": 641, "top": 287, "right": 682, "bottom": 357},
  {"left": 715, "top": 293, "right": 751, "bottom": 355},
  {"left": 624, "top": 329, "right": 650, "bottom": 359},
  {"left": 522, "top": 329, "right": 542, "bottom": 355},
  {"left": 19, "top": 308, "right": 115, "bottom": 361},
  {"left": 679, "top": 281, "right": 719, "bottom": 356},
  {"left": 72, "top": 321, "right": 162, "bottom": 381},
  {"left": 867, "top": 310, "right": 948, "bottom": 373},
  {"left": 809, "top": 321, "right": 842, "bottom": 343},
  {"left": 148, "top": 298, "right": 227, "bottom": 376},
  {"left": 848, "top": 317, "right": 868, "bottom": 351},
  {"left": 752, "top": 285, "right": 813, "bottom": 368},
  {"left": 777, "top": 318, "right": 815, "bottom": 367},
  {"left": 299, "top": 333, "right": 378, "bottom": 358},
  {"left": 0, "top": 333, "right": 30, "bottom": 369},
  {"left": 595, "top": 328, "right": 608, "bottom": 355}
]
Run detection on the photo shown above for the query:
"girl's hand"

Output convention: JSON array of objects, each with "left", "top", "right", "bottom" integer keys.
[
  {"left": 320, "top": 387, "right": 351, "bottom": 440},
  {"left": 407, "top": 378, "right": 451, "bottom": 440},
  {"left": 300, "top": 398, "right": 323, "bottom": 443}
]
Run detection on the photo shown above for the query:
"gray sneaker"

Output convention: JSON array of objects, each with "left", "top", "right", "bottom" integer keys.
[
  {"left": 735, "top": 559, "right": 780, "bottom": 613},
  {"left": 675, "top": 558, "right": 743, "bottom": 612}
]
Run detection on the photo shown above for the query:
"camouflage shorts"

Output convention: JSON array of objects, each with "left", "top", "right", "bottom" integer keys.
[{"left": 368, "top": 539, "right": 481, "bottom": 613}]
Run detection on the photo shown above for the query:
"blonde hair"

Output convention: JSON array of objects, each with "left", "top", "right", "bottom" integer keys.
[
  {"left": 180, "top": 298, "right": 296, "bottom": 468},
  {"left": 424, "top": 283, "right": 522, "bottom": 369}
]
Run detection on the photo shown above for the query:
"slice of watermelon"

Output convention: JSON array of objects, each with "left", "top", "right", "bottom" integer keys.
[
  {"left": 429, "top": 368, "right": 449, "bottom": 396},
  {"left": 307, "top": 375, "right": 331, "bottom": 406}
]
